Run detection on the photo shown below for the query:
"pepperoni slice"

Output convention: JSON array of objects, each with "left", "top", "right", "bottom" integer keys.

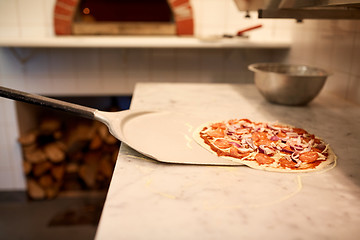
[
  {"left": 299, "top": 151, "right": 318, "bottom": 163},
  {"left": 207, "top": 129, "right": 225, "bottom": 138},
  {"left": 229, "top": 146, "right": 249, "bottom": 159},
  {"left": 279, "top": 157, "right": 297, "bottom": 168},
  {"left": 276, "top": 131, "right": 287, "bottom": 138},
  {"left": 292, "top": 128, "right": 308, "bottom": 135},
  {"left": 214, "top": 139, "right": 232, "bottom": 149},
  {"left": 255, "top": 153, "right": 275, "bottom": 165},
  {"left": 252, "top": 132, "right": 267, "bottom": 142},
  {"left": 228, "top": 119, "right": 240, "bottom": 125},
  {"left": 281, "top": 145, "right": 293, "bottom": 154},
  {"left": 311, "top": 147, "right": 322, "bottom": 153},
  {"left": 252, "top": 132, "right": 274, "bottom": 147},
  {"left": 211, "top": 122, "right": 226, "bottom": 130},
  {"left": 240, "top": 118, "right": 252, "bottom": 123},
  {"left": 257, "top": 138, "right": 273, "bottom": 146}
]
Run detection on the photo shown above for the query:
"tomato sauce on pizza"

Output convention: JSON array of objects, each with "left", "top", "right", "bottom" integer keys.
[{"left": 194, "top": 118, "right": 336, "bottom": 172}]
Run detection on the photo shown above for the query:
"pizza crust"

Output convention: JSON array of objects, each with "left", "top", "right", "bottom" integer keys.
[{"left": 193, "top": 120, "right": 337, "bottom": 173}]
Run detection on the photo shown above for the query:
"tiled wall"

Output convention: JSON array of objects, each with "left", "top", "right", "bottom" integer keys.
[
  {"left": 286, "top": 20, "right": 360, "bottom": 103},
  {"left": 0, "top": 0, "right": 359, "bottom": 190}
]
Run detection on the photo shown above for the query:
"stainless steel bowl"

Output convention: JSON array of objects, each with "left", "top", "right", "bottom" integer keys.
[{"left": 248, "top": 63, "right": 329, "bottom": 106}]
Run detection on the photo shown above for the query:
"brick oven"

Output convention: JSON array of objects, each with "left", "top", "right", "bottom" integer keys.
[{"left": 54, "top": 0, "right": 194, "bottom": 36}]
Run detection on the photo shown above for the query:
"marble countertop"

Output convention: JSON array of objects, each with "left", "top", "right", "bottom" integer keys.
[{"left": 95, "top": 83, "right": 360, "bottom": 240}]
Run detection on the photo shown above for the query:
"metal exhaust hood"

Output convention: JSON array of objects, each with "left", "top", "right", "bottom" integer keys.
[{"left": 236, "top": 0, "right": 360, "bottom": 20}]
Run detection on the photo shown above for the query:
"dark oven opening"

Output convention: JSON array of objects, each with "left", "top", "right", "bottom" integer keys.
[{"left": 72, "top": 0, "right": 176, "bottom": 35}]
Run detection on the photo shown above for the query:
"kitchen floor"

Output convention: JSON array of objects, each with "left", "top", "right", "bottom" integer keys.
[{"left": 0, "top": 191, "right": 106, "bottom": 240}]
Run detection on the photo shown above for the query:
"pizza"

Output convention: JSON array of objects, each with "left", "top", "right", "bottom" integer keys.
[{"left": 193, "top": 118, "right": 336, "bottom": 172}]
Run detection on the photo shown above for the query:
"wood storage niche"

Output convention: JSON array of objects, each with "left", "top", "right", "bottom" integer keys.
[{"left": 16, "top": 96, "right": 131, "bottom": 200}]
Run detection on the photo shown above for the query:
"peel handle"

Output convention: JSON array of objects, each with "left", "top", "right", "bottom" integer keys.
[{"left": 0, "top": 86, "right": 96, "bottom": 120}]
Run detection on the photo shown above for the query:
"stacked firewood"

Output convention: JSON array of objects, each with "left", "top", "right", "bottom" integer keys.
[{"left": 19, "top": 116, "right": 119, "bottom": 200}]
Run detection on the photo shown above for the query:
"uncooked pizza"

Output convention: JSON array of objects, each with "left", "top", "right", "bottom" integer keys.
[{"left": 193, "top": 118, "right": 336, "bottom": 172}]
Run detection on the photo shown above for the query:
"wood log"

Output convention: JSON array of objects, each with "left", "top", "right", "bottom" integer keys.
[
  {"left": 55, "top": 141, "right": 67, "bottom": 151},
  {"left": 102, "top": 143, "right": 117, "bottom": 154},
  {"left": 44, "top": 142, "right": 65, "bottom": 163},
  {"left": 23, "top": 161, "right": 32, "bottom": 175},
  {"left": 39, "top": 117, "right": 61, "bottom": 134},
  {"left": 105, "top": 135, "right": 118, "bottom": 145},
  {"left": 83, "top": 151, "right": 102, "bottom": 165},
  {"left": 79, "top": 163, "right": 98, "bottom": 188},
  {"left": 79, "top": 152, "right": 100, "bottom": 188},
  {"left": 61, "top": 173, "right": 83, "bottom": 191},
  {"left": 51, "top": 164, "right": 65, "bottom": 181},
  {"left": 53, "top": 130, "right": 63, "bottom": 140},
  {"left": 96, "top": 173, "right": 106, "bottom": 182},
  {"left": 98, "top": 156, "right": 113, "bottom": 178},
  {"left": 20, "top": 113, "right": 119, "bottom": 198},
  {"left": 66, "top": 162, "right": 79, "bottom": 174},
  {"left": 112, "top": 151, "right": 118, "bottom": 164},
  {"left": 89, "top": 133, "right": 103, "bottom": 150},
  {"left": 98, "top": 124, "right": 110, "bottom": 141},
  {"left": 27, "top": 179, "right": 45, "bottom": 200},
  {"left": 33, "top": 161, "right": 52, "bottom": 177},
  {"left": 97, "top": 123, "right": 118, "bottom": 145},
  {"left": 18, "top": 130, "right": 38, "bottom": 146},
  {"left": 65, "top": 122, "right": 94, "bottom": 154},
  {"left": 38, "top": 174, "right": 54, "bottom": 188},
  {"left": 24, "top": 148, "right": 47, "bottom": 164},
  {"left": 45, "top": 185, "right": 59, "bottom": 199}
]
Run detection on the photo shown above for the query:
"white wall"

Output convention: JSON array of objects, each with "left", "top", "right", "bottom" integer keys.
[
  {"left": 0, "top": 0, "right": 359, "bottom": 190},
  {"left": 286, "top": 20, "right": 360, "bottom": 103}
]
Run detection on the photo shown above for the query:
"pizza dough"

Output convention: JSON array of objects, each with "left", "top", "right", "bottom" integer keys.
[{"left": 193, "top": 119, "right": 336, "bottom": 173}]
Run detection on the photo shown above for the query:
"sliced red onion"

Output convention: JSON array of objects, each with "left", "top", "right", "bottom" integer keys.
[
  {"left": 290, "top": 153, "right": 301, "bottom": 167},
  {"left": 316, "top": 143, "right": 326, "bottom": 152},
  {"left": 300, "top": 145, "right": 312, "bottom": 153},
  {"left": 286, "top": 132, "right": 299, "bottom": 138},
  {"left": 268, "top": 124, "right": 282, "bottom": 131},
  {"left": 279, "top": 127, "right": 291, "bottom": 132},
  {"left": 258, "top": 145, "right": 265, "bottom": 154},
  {"left": 237, "top": 129, "right": 250, "bottom": 135},
  {"left": 241, "top": 133, "right": 252, "bottom": 139},
  {"left": 293, "top": 145, "right": 304, "bottom": 151},
  {"left": 286, "top": 138, "right": 297, "bottom": 147},
  {"left": 291, "top": 152, "right": 299, "bottom": 160},
  {"left": 246, "top": 138, "right": 256, "bottom": 149},
  {"left": 270, "top": 135, "right": 280, "bottom": 141},
  {"left": 229, "top": 141, "right": 241, "bottom": 148},
  {"left": 240, "top": 121, "right": 253, "bottom": 129},
  {"left": 237, "top": 148, "right": 253, "bottom": 153},
  {"left": 266, "top": 148, "right": 275, "bottom": 155},
  {"left": 294, "top": 160, "right": 302, "bottom": 168},
  {"left": 259, "top": 145, "right": 275, "bottom": 155},
  {"left": 281, "top": 148, "right": 293, "bottom": 154},
  {"left": 278, "top": 142, "right": 287, "bottom": 148}
]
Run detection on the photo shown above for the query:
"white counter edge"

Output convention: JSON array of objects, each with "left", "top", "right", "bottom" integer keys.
[{"left": 0, "top": 36, "right": 291, "bottom": 49}]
